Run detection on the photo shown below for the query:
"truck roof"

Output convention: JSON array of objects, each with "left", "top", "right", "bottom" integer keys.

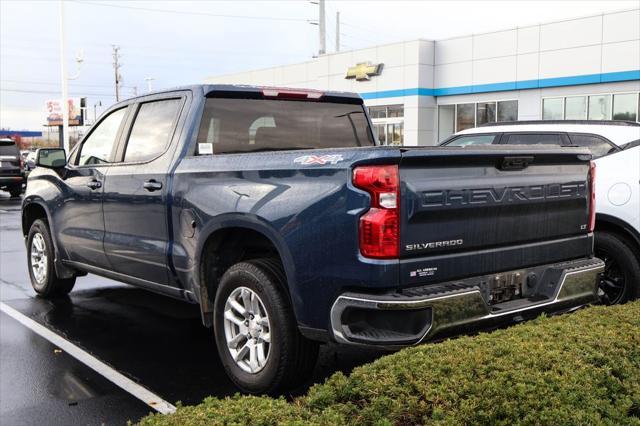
[{"left": 125, "top": 84, "right": 363, "bottom": 102}]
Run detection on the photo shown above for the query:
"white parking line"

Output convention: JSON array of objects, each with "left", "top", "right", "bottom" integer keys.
[{"left": 0, "top": 301, "right": 177, "bottom": 415}]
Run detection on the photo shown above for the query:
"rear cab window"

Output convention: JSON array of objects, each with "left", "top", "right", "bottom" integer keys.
[{"left": 195, "top": 96, "right": 374, "bottom": 155}]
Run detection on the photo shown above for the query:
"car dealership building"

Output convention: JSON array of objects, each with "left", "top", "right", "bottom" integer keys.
[{"left": 206, "top": 8, "right": 640, "bottom": 146}]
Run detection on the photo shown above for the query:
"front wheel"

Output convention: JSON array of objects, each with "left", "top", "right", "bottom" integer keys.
[
  {"left": 27, "top": 219, "right": 76, "bottom": 297},
  {"left": 595, "top": 231, "right": 640, "bottom": 305},
  {"left": 213, "top": 259, "right": 319, "bottom": 394}
]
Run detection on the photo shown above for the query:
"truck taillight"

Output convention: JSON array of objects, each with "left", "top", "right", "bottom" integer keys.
[
  {"left": 589, "top": 161, "right": 596, "bottom": 232},
  {"left": 353, "top": 165, "right": 399, "bottom": 259},
  {"left": 261, "top": 87, "right": 324, "bottom": 100}
]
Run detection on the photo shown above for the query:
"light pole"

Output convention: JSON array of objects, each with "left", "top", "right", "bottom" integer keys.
[
  {"left": 93, "top": 101, "right": 102, "bottom": 124},
  {"left": 145, "top": 77, "right": 155, "bottom": 93},
  {"left": 59, "top": 0, "right": 69, "bottom": 153}
]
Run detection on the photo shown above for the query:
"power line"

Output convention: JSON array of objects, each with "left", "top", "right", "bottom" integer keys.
[
  {"left": 71, "top": 0, "right": 313, "bottom": 22},
  {"left": 1, "top": 79, "right": 136, "bottom": 90},
  {"left": 1, "top": 88, "right": 117, "bottom": 97}
]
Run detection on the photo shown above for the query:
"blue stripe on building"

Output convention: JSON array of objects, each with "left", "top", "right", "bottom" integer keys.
[{"left": 359, "top": 69, "right": 640, "bottom": 99}]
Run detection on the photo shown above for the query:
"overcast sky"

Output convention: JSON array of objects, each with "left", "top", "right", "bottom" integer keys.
[{"left": 1, "top": 0, "right": 638, "bottom": 130}]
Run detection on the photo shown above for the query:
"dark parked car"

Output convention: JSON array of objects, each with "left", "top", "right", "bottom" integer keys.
[
  {"left": 23, "top": 85, "right": 603, "bottom": 393},
  {"left": 0, "top": 138, "right": 24, "bottom": 197}
]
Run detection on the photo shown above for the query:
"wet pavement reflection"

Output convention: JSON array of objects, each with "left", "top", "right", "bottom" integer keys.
[{"left": 0, "top": 193, "right": 385, "bottom": 424}]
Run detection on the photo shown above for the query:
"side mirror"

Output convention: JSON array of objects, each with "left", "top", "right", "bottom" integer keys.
[{"left": 36, "top": 148, "right": 67, "bottom": 169}]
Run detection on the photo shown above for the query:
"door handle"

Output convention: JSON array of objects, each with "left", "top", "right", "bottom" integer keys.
[
  {"left": 143, "top": 180, "right": 163, "bottom": 192},
  {"left": 86, "top": 179, "right": 102, "bottom": 190}
]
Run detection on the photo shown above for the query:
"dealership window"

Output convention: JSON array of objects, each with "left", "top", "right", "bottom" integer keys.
[
  {"left": 476, "top": 102, "right": 496, "bottom": 126},
  {"left": 565, "top": 96, "right": 587, "bottom": 120},
  {"left": 543, "top": 92, "right": 639, "bottom": 121},
  {"left": 613, "top": 93, "right": 639, "bottom": 121},
  {"left": 456, "top": 104, "right": 475, "bottom": 132},
  {"left": 438, "top": 105, "right": 455, "bottom": 141},
  {"left": 588, "top": 95, "right": 611, "bottom": 120},
  {"left": 369, "top": 104, "right": 404, "bottom": 145},
  {"left": 542, "top": 98, "right": 564, "bottom": 120},
  {"left": 437, "top": 100, "right": 518, "bottom": 142},
  {"left": 497, "top": 100, "right": 518, "bottom": 122}
]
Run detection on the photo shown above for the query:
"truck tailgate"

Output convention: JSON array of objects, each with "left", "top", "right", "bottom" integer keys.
[{"left": 399, "top": 146, "right": 593, "bottom": 287}]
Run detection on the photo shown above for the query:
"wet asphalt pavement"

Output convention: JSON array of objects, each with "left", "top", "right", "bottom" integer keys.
[{"left": 0, "top": 192, "right": 385, "bottom": 425}]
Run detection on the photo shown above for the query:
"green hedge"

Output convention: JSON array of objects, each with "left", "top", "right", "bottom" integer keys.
[{"left": 139, "top": 302, "right": 640, "bottom": 425}]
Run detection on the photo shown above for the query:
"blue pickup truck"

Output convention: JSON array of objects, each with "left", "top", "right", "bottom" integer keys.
[{"left": 22, "top": 85, "right": 603, "bottom": 393}]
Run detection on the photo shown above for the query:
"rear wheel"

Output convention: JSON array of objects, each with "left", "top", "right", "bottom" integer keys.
[
  {"left": 595, "top": 231, "right": 640, "bottom": 305},
  {"left": 27, "top": 219, "right": 76, "bottom": 297},
  {"left": 213, "top": 259, "right": 319, "bottom": 394}
]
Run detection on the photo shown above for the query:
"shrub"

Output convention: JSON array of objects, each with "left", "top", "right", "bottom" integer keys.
[{"left": 139, "top": 302, "right": 640, "bottom": 425}]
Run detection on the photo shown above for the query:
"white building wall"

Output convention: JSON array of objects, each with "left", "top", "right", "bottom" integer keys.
[{"left": 205, "top": 8, "right": 640, "bottom": 146}]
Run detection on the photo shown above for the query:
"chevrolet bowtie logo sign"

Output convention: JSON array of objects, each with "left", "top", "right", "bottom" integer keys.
[{"left": 345, "top": 62, "right": 384, "bottom": 81}]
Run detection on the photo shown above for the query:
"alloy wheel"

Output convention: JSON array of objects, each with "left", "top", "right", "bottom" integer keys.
[
  {"left": 597, "top": 251, "right": 626, "bottom": 305},
  {"left": 223, "top": 287, "right": 271, "bottom": 374},
  {"left": 30, "top": 233, "right": 48, "bottom": 284}
]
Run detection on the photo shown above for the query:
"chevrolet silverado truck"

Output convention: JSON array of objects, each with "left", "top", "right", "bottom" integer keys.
[{"left": 22, "top": 85, "right": 603, "bottom": 394}]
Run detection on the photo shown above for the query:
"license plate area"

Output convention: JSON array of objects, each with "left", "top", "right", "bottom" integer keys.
[{"left": 487, "top": 271, "right": 524, "bottom": 304}]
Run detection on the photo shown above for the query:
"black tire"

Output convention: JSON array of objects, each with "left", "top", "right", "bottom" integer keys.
[
  {"left": 213, "top": 258, "right": 319, "bottom": 394},
  {"left": 595, "top": 231, "right": 640, "bottom": 305},
  {"left": 9, "top": 185, "right": 22, "bottom": 198},
  {"left": 27, "top": 219, "right": 76, "bottom": 298}
]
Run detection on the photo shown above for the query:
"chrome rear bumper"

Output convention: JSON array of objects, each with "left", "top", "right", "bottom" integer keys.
[{"left": 330, "top": 258, "right": 604, "bottom": 347}]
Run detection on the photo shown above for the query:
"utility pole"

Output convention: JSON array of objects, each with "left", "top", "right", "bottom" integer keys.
[
  {"left": 318, "top": 0, "right": 326, "bottom": 55},
  {"left": 112, "top": 45, "right": 121, "bottom": 101},
  {"left": 145, "top": 77, "right": 155, "bottom": 93},
  {"left": 335, "top": 11, "right": 340, "bottom": 52},
  {"left": 58, "top": 0, "right": 69, "bottom": 152}
]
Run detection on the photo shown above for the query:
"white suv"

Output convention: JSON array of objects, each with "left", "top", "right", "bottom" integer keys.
[{"left": 441, "top": 120, "right": 640, "bottom": 305}]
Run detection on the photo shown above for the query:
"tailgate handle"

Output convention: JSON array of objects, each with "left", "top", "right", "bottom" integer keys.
[{"left": 499, "top": 156, "right": 534, "bottom": 171}]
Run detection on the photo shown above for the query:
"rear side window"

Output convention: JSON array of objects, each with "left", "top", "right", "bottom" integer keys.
[
  {"left": 196, "top": 98, "right": 374, "bottom": 154},
  {"left": 124, "top": 99, "right": 182, "bottom": 163},
  {"left": 506, "top": 133, "right": 563, "bottom": 145},
  {"left": 0, "top": 140, "right": 18, "bottom": 156},
  {"left": 445, "top": 134, "right": 498, "bottom": 147},
  {"left": 568, "top": 134, "right": 617, "bottom": 158},
  {"left": 78, "top": 108, "right": 127, "bottom": 165}
]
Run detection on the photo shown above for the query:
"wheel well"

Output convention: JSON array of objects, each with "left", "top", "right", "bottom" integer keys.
[
  {"left": 596, "top": 219, "right": 640, "bottom": 263},
  {"left": 198, "top": 227, "right": 286, "bottom": 326},
  {"left": 22, "top": 203, "right": 48, "bottom": 237}
]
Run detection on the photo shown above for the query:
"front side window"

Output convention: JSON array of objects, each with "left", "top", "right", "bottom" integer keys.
[
  {"left": 124, "top": 99, "right": 182, "bottom": 163},
  {"left": 197, "top": 98, "right": 374, "bottom": 154},
  {"left": 506, "top": 133, "right": 563, "bottom": 145},
  {"left": 569, "top": 134, "right": 617, "bottom": 158},
  {"left": 542, "top": 98, "right": 563, "bottom": 120},
  {"left": 78, "top": 108, "right": 127, "bottom": 166},
  {"left": 588, "top": 95, "right": 611, "bottom": 120},
  {"left": 445, "top": 134, "right": 498, "bottom": 147}
]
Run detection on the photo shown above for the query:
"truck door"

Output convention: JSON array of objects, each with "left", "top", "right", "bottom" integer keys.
[
  {"left": 102, "top": 96, "right": 185, "bottom": 286},
  {"left": 55, "top": 106, "right": 129, "bottom": 269}
]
